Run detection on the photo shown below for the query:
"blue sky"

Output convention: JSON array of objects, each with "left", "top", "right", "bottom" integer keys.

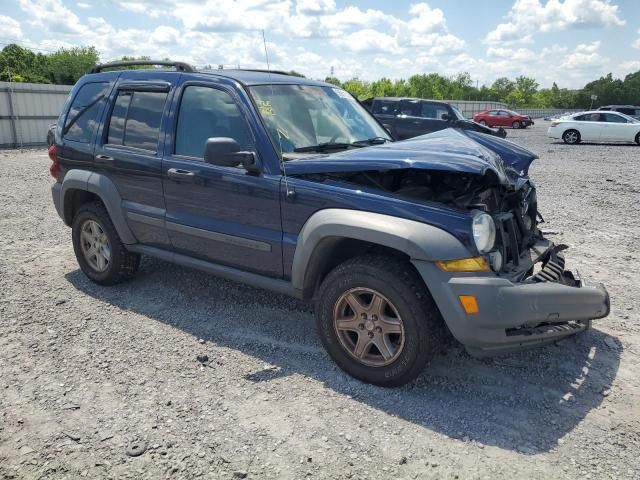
[{"left": 1, "top": 0, "right": 639, "bottom": 87}]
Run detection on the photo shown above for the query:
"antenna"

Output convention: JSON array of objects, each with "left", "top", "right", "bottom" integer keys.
[{"left": 261, "top": 30, "right": 294, "bottom": 198}]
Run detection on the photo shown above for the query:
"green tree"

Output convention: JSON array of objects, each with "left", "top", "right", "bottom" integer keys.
[
  {"left": 490, "top": 77, "right": 515, "bottom": 102},
  {"left": 323, "top": 76, "right": 341, "bottom": 86},
  {"left": 47, "top": 47, "right": 99, "bottom": 84},
  {"left": 0, "top": 44, "right": 49, "bottom": 83},
  {"left": 341, "top": 78, "right": 371, "bottom": 99}
]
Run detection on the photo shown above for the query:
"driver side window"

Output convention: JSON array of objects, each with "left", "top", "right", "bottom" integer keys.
[{"left": 175, "top": 86, "right": 253, "bottom": 159}]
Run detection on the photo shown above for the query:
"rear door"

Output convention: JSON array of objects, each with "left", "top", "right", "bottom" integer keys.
[
  {"left": 572, "top": 113, "right": 602, "bottom": 141},
  {"left": 418, "top": 101, "right": 450, "bottom": 133},
  {"left": 161, "top": 80, "right": 283, "bottom": 277},
  {"left": 394, "top": 100, "right": 427, "bottom": 139},
  {"left": 94, "top": 74, "right": 176, "bottom": 248}
]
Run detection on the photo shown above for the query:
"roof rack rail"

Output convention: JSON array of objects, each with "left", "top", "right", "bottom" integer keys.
[
  {"left": 89, "top": 60, "right": 195, "bottom": 74},
  {"left": 231, "top": 68, "right": 291, "bottom": 76}
]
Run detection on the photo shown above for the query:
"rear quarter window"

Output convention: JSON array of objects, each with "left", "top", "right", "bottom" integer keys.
[{"left": 63, "top": 82, "right": 109, "bottom": 143}]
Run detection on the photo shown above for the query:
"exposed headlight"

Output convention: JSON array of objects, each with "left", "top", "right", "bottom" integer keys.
[{"left": 471, "top": 211, "right": 496, "bottom": 254}]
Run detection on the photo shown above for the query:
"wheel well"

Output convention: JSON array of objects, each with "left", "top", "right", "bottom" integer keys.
[
  {"left": 302, "top": 237, "right": 411, "bottom": 301},
  {"left": 63, "top": 189, "right": 102, "bottom": 225}
]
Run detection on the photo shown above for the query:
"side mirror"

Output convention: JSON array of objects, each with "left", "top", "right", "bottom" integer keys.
[
  {"left": 441, "top": 113, "right": 452, "bottom": 121},
  {"left": 203, "top": 137, "right": 258, "bottom": 173}
]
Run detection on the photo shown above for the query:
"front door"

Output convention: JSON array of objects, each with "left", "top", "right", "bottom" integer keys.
[
  {"left": 161, "top": 81, "right": 283, "bottom": 277},
  {"left": 600, "top": 112, "right": 634, "bottom": 141}
]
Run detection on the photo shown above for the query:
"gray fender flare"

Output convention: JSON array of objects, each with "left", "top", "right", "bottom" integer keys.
[
  {"left": 60, "top": 169, "right": 137, "bottom": 244},
  {"left": 290, "top": 208, "right": 471, "bottom": 292}
]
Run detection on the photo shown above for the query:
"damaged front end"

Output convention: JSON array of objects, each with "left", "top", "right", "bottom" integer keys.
[{"left": 285, "top": 129, "right": 610, "bottom": 354}]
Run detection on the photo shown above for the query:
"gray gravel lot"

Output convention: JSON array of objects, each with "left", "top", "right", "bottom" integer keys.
[{"left": 1, "top": 121, "right": 639, "bottom": 479}]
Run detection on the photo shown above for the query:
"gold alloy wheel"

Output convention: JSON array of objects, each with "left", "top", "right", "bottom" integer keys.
[
  {"left": 333, "top": 288, "right": 405, "bottom": 367},
  {"left": 80, "top": 219, "right": 111, "bottom": 272}
]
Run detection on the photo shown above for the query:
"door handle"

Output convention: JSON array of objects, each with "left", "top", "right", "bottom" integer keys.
[
  {"left": 167, "top": 168, "right": 197, "bottom": 180},
  {"left": 95, "top": 154, "right": 114, "bottom": 163}
]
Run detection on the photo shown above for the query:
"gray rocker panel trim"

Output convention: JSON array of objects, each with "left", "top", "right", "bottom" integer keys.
[
  {"left": 290, "top": 208, "right": 471, "bottom": 291},
  {"left": 127, "top": 244, "right": 299, "bottom": 298},
  {"left": 60, "top": 169, "right": 137, "bottom": 244}
]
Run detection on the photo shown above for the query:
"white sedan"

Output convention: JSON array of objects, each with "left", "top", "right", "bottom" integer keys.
[{"left": 547, "top": 111, "right": 640, "bottom": 145}]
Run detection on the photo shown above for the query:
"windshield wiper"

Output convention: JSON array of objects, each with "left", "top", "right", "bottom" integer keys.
[
  {"left": 350, "top": 137, "right": 390, "bottom": 146},
  {"left": 293, "top": 137, "right": 390, "bottom": 153},
  {"left": 294, "top": 142, "right": 356, "bottom": 153}
]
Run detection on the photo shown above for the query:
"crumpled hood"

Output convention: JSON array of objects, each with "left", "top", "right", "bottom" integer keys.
[{"left": 284, "top": 128, "right": 538, "bottom": 183}]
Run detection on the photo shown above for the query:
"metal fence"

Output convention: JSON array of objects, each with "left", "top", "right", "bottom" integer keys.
[{"left": 0, "top": 81, "right": 71, "bottom": 149}]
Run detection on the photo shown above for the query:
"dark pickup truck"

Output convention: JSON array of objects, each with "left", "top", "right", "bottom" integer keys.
[
  {"left": 362, "top": 97, "right": 506, "bottom": 140},
  {"left": 49, "top": 61, "right": 608, "bottom": 387}
]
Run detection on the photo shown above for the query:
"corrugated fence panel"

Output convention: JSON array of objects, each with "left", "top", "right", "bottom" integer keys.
[{"left": 0, "top": 81, "right": 72, "bottom": 148}]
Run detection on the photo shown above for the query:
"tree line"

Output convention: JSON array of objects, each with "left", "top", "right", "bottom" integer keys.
[{"left": 1, "top": 43, "right": 638, "bottom": 109}]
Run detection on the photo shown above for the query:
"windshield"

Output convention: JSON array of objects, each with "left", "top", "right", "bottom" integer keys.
[
  {"left": 451, "top": 105, "right": 466, "bottom": 120},
  {"left": 249, "top": 84, "right": 391, "bottom": 154}
]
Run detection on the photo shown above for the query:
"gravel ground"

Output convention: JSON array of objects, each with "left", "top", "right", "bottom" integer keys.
[{"left": 1, "top": 121, "right": 639, "bottom": 479}]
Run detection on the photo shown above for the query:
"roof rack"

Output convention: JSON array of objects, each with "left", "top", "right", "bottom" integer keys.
[
  {"left": 230, "top": 68, "right": 292, "bottom": 76},
  {"left": 89, "top": 60, "right": 195, "bottom": 74}
]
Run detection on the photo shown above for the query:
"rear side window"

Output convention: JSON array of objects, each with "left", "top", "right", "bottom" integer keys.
[
  {"left": 175, "top": 86, "right": 253, "bottom": 159},
  {"left": 63, "top": 82, "right": 109, "bottom": 143},
  {"left": 421, "top": 102, "right": 449, "bottom": 120},
  {"left": 107, "top": 90, "right": 168, "bottom": 151},
  {"left": 372, "top": 100, "right": 397, "bottom": 115}
]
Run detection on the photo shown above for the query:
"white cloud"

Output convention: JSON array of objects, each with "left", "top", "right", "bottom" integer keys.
[
  {"left": 0, "top": 15, "right": 23, "bottom": 39},
  {"left": 18, "top": 0, "right": 86, "bottom": 35},
  {"left": 332, "top": 29, "right": 398, "bottom": 54},
  {"left": 76, "top": 2, "right": 91, "bottom": 8},
  {"left": 560, "top": 41, "right": 604, "bottom": 69},
  {"left": 485, "top": 0, "right": 625, "bottom": 44},
  {"left": 295, "top": 0, "right": 336, "bottom": 16},
  {"left": 633, "top": 29, "right": 640, "bottom": 49}
]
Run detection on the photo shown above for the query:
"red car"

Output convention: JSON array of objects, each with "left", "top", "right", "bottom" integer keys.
[{"left": 473, "top": 109, "right": 533, "bottom": 129}]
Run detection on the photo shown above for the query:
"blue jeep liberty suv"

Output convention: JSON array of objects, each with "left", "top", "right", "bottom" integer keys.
[{"left": 49, "top": 60, "right": 610, "bottom": 387}]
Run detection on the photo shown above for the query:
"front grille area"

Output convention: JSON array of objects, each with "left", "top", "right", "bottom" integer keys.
[
  {"left": 506, "top": 320, "right": 586, "bottom": 337},
  {"left": 493, "top": 210, "right": 533, "bottom": 270}
]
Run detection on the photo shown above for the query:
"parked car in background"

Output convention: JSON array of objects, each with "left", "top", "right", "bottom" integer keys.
[
  {"left": 547, "top": 110, "right": 640, "bottom": 145},
  {"left": 48, "top": 60, "right": 609, "bottom": 387},
  {"left": 473, "top": 109, "right": 533, "bottom": 129},
  {"left": 597, "top": 105, "right": 640, "bottom": 120},
  {"left": 362, "top": 97, "right": 507, "bottom": 140}
]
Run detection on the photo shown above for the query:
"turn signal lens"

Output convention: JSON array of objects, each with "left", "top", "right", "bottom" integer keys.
[
  {"left": 459, "top": 295, "right": 479, "bottom": 314},
  {"left": 436, "top": 257, "right": 490, "bottom": 272}
]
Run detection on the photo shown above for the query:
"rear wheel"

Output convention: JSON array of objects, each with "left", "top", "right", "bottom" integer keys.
[
  {"left": 478, "top": 119, "right": 487, "bottom": 126},
  {"left": 72, "top": 202, "right": 140, "bottom": 285},
  {"left": 562, "top": 129, "right": 581, "bottom": 145},
  {"left": 512, "top": 121, "right": 521, "bottom": 129},
  {"left": 314, "top": 255, "right": 443, "bottom": 387}
]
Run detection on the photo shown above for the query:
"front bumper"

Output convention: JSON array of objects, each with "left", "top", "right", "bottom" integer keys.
[{"left": 412, "top": 241, "right": 610, "bottom": 356}]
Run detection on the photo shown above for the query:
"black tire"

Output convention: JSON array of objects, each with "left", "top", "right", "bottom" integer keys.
[
  {"left": 314, "top": 255, "right": 444, "bottom": 387},
  {"left": 478, "top": 119, "right": 487, "bottom": 126},
  {"left": 635, "top": 132, "right": 639, "bottom": 145},
  {"left": 72, "top": 201, "right": 140, "bottom": 286},
  {"left": 512, "top": 121, "right": 521, "bottom": 129},
  {"left": 562, "top": 129, "right": 581, "bottom": 145}
]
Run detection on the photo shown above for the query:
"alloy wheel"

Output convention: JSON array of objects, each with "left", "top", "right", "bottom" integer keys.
[
  {"left": 333, "top": 288, "right": 405, "bottom": 367},
  {"left": 564, "top": 131, "right": 578, "bottom": 144},
  {"left": 80, "top": 219, "right": 111, "bottom": 272}
]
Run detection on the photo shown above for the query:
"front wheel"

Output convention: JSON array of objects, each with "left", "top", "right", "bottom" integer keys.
[
  {"left": 314, "top": 255, "right": 443, "bottom": 387},
  {"left": 635, "top": 133, "right": 639, "bottom": 145},
  {"left": 512, "top": 121, "right": 521, "bottom": 129}
]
